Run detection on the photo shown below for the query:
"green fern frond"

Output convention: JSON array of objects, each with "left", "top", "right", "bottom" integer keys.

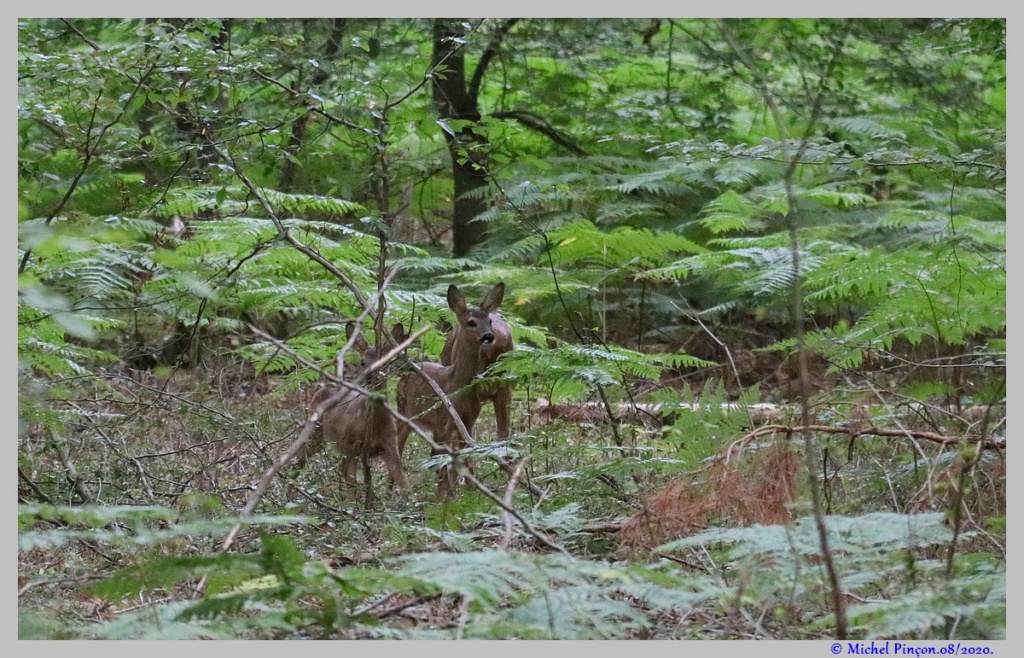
[
  {"left": 261, "top": 189, "right": 365, "bottom": 218},
  {"left": 829, "top": 116, "right": 906, "bottom": 141},
  {"left": 711, "top": 159, "right": 766, "bottom": 186},
  {"left": 499, "top": 180, "right": 587, "bottom": 214},
  {"left": 799, "top": 185, "right": 876, "bottom": 209},
  {"left": 644, "top": 261, "right": 693, "bottom": 281},
  {"left": 689, "top": 244, "right": 825, "bottom": 299},
  {"left": 495, "top": 342, "right": 710, "bottom": 401},
  {"left": 705, "top": 233, "right": 793, "bottom": 250},
  {"left": 845, "top": 567, "right": 1005, "bottom": 639},
  {"left": 284, "top": 217, "right": 376, "bottom": 242},
  {"left": 77, "top": 214, "right": 166, "bottom": 243},
  {"left": 176, "top": 217, "right": 279, "bottom": 253},
  {"left": 479, "top": 234, "right": 547, "bottom": 264},
  {"left": 698, "top": 190, "right": 761, "bottom": 234},
  {"left": 392, "top": 255, "right": 483, "bottom": 275},
  {"left": 594, "top": 201, "right": 664, "bottom": 224},
  {"left": 547, "top": 219, "right": 704, "bottom": 270},
  {"left": 396, "top": 550, "right": 548, "bottom": 604},
  {"left": 748, "top": 181, "right": 791, "bottom": 216},
  {"left": 485, "top": 583, "right": 651, "bottom": 639},
  {"left": 874, "top": 209, "right": 1006, "bottom": 252},
  {"left": 152, "top": 187, "right": 224, "bottom": 218},
  {"left": 152, "top": 187, "right": 365, "bottom": 221},
  {"left": 385, "top": 549, "right": 721, "bottom": 639},
  {"left": 18, "top": 300, "right": 118, "bottom": 377},
  {"left": 89, "top": 601, "right": 234, "bottom": 640},
  {"left": 804, "top": 242, "right": 1004, "bottom": 367},
  {"left": 608, "top": 168, "right": 692, "bottom": 196},
  {"left": 73, "top": 172, "right": 146, "bottom": 194}
]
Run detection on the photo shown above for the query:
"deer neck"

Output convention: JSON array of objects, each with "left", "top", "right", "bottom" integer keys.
[{"left": 445, "top": 339, "right": 486, "bottom": 392}]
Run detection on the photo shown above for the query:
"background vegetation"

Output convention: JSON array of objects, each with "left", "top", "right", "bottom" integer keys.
[{"left": 18, "top": 17, "right": 1005, "bottom": 640}]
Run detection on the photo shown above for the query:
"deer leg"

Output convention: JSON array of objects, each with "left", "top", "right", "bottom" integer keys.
[
  {"left": 336, "top": 456, "right": 354, "bottom": 500},
  {"left": 458, "top": 409, "right": 480, "bottom": 479},
  {"left": 437, "top": 463, "right": 458, "bottom": 501},
  {"left": 493, "top": 385, "right": 512, "bottom": 440},
  {"left": 293, "top": 430, "right": 324, "bottom": 471},
  {"left": 383, "top": 440, "right": 409, "bottom": 490},
  {"left": 396, "top": 422, "right": 412, "bottom": 458},
  {"left": 433, "top": 439, "right": 459, "bottom": 502},
  {"left": 361, "top": 452, "right": 373, "bottom": 508}
]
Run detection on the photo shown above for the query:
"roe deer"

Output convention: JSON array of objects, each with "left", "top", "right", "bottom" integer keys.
[
  {"left": 396, "top": 282, "right": 505, "bottom": 500},
  {"left": 295, "top": 322, "right": 408, "bottom": 506},
  {"left": 440, "top": 299, "right": 514, "bottom": 440}
]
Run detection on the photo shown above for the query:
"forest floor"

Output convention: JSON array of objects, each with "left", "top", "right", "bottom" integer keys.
[{"left": 17, "top": 348, "right": 1006, "bottom": 639}]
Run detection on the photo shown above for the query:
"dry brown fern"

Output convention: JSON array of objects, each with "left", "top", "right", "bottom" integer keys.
[{"left": 621, "top": 440, "right": 800, "bottom": 549}]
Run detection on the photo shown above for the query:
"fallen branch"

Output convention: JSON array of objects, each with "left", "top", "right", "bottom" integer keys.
[
  {"left": 724, "top": 424, "right": 1004, "bottom": 463},
  {"left": 579, "top": 521, "right": 623, "bottom": 534},
  {"left": 535, "top": 398, "right": 783, "bottom": 426}
]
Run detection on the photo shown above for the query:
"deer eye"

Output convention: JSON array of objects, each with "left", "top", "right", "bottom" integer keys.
[{"left": 467, "top": 320, "right": 477, "bottom": 328}]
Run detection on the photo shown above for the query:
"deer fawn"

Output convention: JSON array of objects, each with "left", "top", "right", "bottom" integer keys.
[
  {"left": 396, "top": 282, "right": 506, "bottom": 500},
  {"left": 440, "top": 299, "right": 514, "bottom": 440},
  {"left": 295, "top": 322, "right": 408, "bottom": 506}
]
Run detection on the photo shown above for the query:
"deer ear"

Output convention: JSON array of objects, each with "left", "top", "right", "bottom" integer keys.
[
  {"left": 391, "top": 323, "right": 407, "bottom": 342},
  {"left": 346, "top": 322, "right": 369, "bottom": 351},
  {"left": 480, "top": 282, "right": 505, "bottom": 313},
  {"left": 447, "top": 284, "right": 467, "bottom": 315}
]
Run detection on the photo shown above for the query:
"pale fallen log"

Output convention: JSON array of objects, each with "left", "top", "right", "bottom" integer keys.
[{"left": 534, "top": 398, "right": 783, "bottom": 426}]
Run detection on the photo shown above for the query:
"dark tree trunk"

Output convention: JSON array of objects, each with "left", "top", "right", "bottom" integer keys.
[
  {"left": 428, "top": 19, "right": 580, "bottom": 255},
  {"left": 430, "top": 19, "right": 495, "bottom": 257},
  {"left": 449, "top": 148, "right": 491, "bottom": 257}
]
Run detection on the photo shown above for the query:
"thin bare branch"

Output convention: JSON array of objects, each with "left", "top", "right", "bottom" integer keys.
[
  {"left": 468, "top": 19, "right": 520, "bottom": 104},
  {"left": 499, "top": 456, "right": 529, "bottom": 549},
  {"left": 211, "top": 144, "right": 371, "bottom": 311},
  {"left": 716, "top": 19, "right": 850, "bottom": 637}
]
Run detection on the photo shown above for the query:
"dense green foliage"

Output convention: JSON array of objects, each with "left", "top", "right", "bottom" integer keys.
[{"left": 19, "top": 18, "right": 1004, "bottom": 640}]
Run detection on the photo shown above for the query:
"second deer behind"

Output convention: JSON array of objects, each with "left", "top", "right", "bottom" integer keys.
[{"left": 296, "top": 322, "right": 408, "bottom": 506}]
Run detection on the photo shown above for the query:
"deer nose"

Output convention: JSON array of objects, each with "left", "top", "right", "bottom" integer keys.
[{"left": 481, "top": 332, "right": 495, "bottom": 344}]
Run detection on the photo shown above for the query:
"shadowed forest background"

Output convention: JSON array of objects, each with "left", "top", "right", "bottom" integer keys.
[{"left": 17, "top": 18, "right": 1005, "bottom": 640}]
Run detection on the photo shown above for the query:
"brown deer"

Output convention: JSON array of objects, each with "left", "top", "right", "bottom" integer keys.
[
  {"left": 396, "top": 282, "right": 505, "bottom": 500},
  {"left": 440, "top": 300, "right": 514, "bottom": 440},
  {"left": 295, "top": 322, "right": 408, "bottom": 506}
]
